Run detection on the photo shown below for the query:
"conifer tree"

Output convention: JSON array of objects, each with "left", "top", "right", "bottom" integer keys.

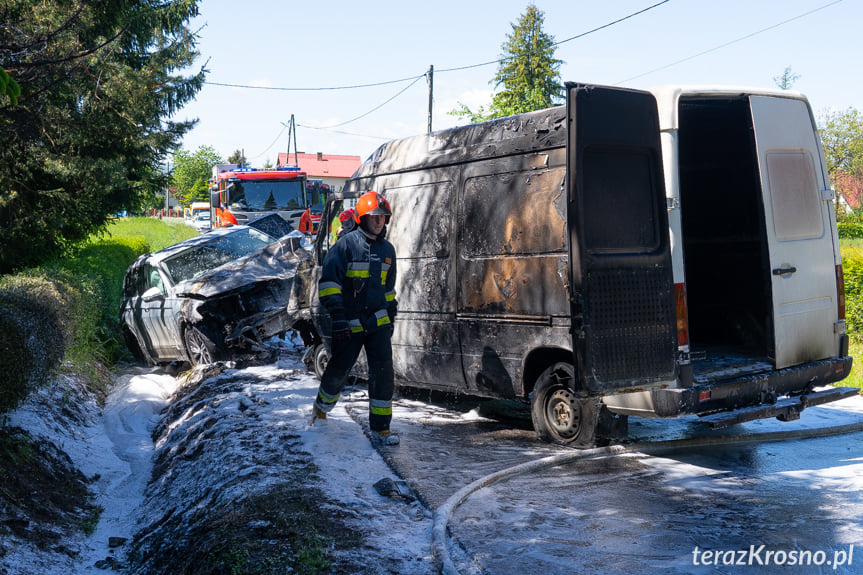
[
  {"left": 0, "top": 1, "right": 205, "bottom": 273},
  {"left": 451, "top": 4, "right": 563, "bottom": 123}
]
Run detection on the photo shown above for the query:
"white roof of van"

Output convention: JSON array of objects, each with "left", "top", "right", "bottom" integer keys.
[{"left": 649, "top": 84, "right": 810, "bottom": 130}]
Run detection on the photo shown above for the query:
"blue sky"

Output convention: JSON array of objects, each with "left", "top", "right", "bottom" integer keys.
[{"left": 176, "top": 0, "right": 861, "bottom": 165}]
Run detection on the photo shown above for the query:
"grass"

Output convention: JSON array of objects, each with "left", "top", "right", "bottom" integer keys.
[{"left": 843, "top": 339, "right": 863, "bottom": 389}]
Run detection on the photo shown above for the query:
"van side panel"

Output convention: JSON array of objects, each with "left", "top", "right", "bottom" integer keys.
[
  {"left": 367, "top": 174, "right": 467, "bottom": 390},
  {"left": 457, "top": 152, "right": 571, "bottom": 397}
]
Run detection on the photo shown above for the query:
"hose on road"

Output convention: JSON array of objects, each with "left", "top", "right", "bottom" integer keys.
[{"left": 433, "top": 418, "right": 863, "bottom": 575}]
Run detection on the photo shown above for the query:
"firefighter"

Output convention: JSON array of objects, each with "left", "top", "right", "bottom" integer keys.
[
  {"left": 336, "top": 208, "right": 356, "bottom": 239},
  {"left": 311, "top": 191, "right": 399, "bottom": 445}
]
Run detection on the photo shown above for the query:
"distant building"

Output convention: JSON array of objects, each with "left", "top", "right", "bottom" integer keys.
[{"left": 277, "top": 152, "right": 362, "bottom": 193}]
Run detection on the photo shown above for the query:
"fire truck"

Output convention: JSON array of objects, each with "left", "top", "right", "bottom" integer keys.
[{"left": 209, "top": 164, "right": 328, "bottom": 231}]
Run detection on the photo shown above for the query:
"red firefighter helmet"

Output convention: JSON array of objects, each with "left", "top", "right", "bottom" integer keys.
[
  {"left": 353, "top": 191, "right": 391, "bottom": 223},
  {"left": 339, "top": 208, "right": 356, "bottom": 223}
]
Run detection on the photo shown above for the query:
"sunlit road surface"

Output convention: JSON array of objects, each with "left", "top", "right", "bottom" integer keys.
[{"left": 347, "top": 390, "right": 863, "bottom": 575}]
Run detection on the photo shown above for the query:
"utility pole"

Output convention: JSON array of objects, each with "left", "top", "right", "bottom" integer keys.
[
  {"left": 427, "top": 65, "right": 434, "bottom": 134},
  {"left": 283, "top": 115, "right": 299, "bottom": 166},
  {"left": 164, "top": 159, "right": 170, "bottom": 215}
]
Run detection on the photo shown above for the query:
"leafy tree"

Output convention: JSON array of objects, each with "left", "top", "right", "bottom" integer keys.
[
  {"left": 451, "top": 4, "right": 563, "bottom": 123},
  {"left": 171, "top": 146, "right": 223, "bottom": 205},
  {"left": 774, "top": 66, "right": 800, "bottom": 90},
  {"left": 228, "top": 149, "right": 247, "bottom": 167},
  {"left": 0, "top": 0, "right": 204, "bottom": 274},
  {"left": 819, "top": 107, "right": 863, "bottom": 212}
]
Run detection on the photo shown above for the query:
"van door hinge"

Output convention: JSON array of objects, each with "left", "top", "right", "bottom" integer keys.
[
  {"left": 666, "top": 197, "right": 680, "bottom": 211},
  {"left": 821, "top": 188, "right": 835, "bottom": 201}
]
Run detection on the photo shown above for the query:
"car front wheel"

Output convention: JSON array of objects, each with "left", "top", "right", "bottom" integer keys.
[{"left": 184, "top": 325, "right": 222, "bottom": 366}]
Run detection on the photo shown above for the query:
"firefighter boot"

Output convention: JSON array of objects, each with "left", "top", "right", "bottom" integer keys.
[
  {"left": 309, "top": 405, "right": 327, "bottom": 426},
  {"left": 374, "top": 429, "right": 400, "bottom": 446}
]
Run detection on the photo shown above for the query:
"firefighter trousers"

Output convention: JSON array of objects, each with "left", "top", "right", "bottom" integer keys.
[{"left": 315, "top": 328, "right": 394, "bottom": 432}]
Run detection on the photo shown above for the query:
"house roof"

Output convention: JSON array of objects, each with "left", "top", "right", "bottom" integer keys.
[{"left": 277, "top": 152, "right": 362, "bottom": 179}]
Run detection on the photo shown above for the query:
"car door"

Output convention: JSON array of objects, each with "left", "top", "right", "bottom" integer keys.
[
  {"left": 749, "top": 95, "right": 839, "bottom": 368},
  {"left": 566, "top": 82, "right": 678, "bottom": 394},
  {"left": 138, "top": 263, "right": 180, "bottom": 359}
]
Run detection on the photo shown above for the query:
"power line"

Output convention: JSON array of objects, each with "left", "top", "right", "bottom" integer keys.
[
  {"left": 202, "top": 2, "right": 672, "bottom": 91},
  {"left": 435, "top": 1, "right": 672, "bottom": 74},
  {"left": 204, "top": 74, "right": 425, "bottom": 92},
  {"left": 616, "top": 0, "right": 844, "bottom": 84},
  {"left": 232, "top": 0, "right": 840, "bottom": 150},
  {"left": 296, "top": 124, "right": 393, "bottom": 142},
  {"left": 249, "top": 123, "right": 289, "bottom": 159},
  {"left": 553, "top": 0, "right": 671, "bottom": 48},
  {"left": 249, "top": 2, "right": 672, "bottom": 143},
  {"left": 295, "top": 74, "right": 427, "bottom": 130}
]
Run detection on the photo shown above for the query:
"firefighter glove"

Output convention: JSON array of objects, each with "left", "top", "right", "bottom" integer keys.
[{"left": 332, "top": 319, "right": 351, "bottom": 341}]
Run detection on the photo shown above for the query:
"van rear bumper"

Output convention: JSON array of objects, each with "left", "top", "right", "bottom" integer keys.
[{"left": 603, "top": 355, "right": 855, "bottom": 419}]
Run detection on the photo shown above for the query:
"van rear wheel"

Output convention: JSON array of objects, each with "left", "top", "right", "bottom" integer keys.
[{"left": 531, "top": 362, "right": 598, "bottom": 447}]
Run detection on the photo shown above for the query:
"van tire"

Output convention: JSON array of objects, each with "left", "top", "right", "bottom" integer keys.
[
  {"left": 531, "top": 362, "right": 597, "bottom": 447},
  {"left": 313, "top": 343, "right": 329, "bottom": 380}
]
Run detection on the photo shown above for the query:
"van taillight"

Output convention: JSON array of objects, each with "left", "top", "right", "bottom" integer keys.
[
  {"left": 675, "top": 283, "right": 689, "bottom": 347},
  {"left": 836, "top": 265, "right": 846, "bottom": 320}
]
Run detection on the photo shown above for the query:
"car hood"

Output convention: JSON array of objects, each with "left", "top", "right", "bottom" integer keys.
[{"left": 173, "top": 234, "right": 311, "bottom": 299}]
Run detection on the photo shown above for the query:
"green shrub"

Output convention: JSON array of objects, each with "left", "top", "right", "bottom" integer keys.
[
  {"left": 837, "top": 221, "right": 863, "bottom": 240},
  {"left": 0, "top": 275, "right": 71, "bottom": 412},
  {"left": 843, "top": 244, "right": 863, "bottom": 341}
]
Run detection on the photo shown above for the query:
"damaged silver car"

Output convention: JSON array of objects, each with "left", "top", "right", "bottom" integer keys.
[{"left": 120, "top": 215, "right": 312, "bottom": 366}]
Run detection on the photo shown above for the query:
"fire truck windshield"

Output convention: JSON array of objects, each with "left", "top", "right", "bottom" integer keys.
[{"left": 228, "top": 179, "right": 304, "bottom": 211}]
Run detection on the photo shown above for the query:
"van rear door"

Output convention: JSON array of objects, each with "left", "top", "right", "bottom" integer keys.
[
  {"left": 566, "top": 83, "right": 677, "bottom": 394},
  {"left": 750, "top": 96, "right": 839, "bottom": 369}
]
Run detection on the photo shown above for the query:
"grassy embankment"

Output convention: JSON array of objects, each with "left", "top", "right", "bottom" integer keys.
[{"left": 0, "top": 218, "right": 198, "bottom": 412}]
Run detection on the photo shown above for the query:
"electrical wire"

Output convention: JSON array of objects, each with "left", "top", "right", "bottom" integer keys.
[
  {"left": 201, "top": 2, "right": 672, "bottom": 90},
  {"left": 250, "top": 77, "right": 424, "bottom": 157},
  {"left": 204, "top": 74, "right": 425, "bottom": 92},
  {"left": 248, "top": 122, "right": 289, "bottom": 159},
  {"left": 616, "top": 0, "right": 844, "bottom": 84},
  {"left": 298, "top": 74, "right": 426, "bottom": 130},
  {"left": 434, "top": 0, "right": 672, "bottom": 74},
  {"left": 231, "top": 2, "right": 672, "bottom": 147},
  {"left": 296, "top": 124, "right": 393, "bottom": 142},
  {"left": 228, "top": 0, "right": 842, "bottom": 148}
]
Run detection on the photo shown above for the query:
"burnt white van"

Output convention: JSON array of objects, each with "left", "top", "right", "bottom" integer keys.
[{"left": 298, "top": 82, "right": 856, "bottom": 447}]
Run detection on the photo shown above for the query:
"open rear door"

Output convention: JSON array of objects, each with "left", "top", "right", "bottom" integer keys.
[
  {"left": 749, "top": 95, "right": 839, "bottom": 369},
  {"left": 566, "top": 83, "right": 677, "bottom": 394}
]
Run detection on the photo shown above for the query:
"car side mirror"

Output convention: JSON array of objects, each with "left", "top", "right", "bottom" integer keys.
[{"left": 142, "top": 286, "right": 164, "bottom": 302}]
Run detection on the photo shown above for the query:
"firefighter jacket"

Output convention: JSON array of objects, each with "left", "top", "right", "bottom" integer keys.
[{"left": 318, "top": 227, "right": 397, "bottom": 335}]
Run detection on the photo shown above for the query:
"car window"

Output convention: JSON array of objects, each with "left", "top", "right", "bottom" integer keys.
[
  {"left": 144, "top": 264, "right": 166, "bottom": 295},
  {"left": 161, "top": 228, "right": 274, "bottom": 284}
]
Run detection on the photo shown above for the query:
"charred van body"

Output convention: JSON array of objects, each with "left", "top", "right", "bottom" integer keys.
[{"left": 298, "top": 83, "right": 855, "bottom": 447}]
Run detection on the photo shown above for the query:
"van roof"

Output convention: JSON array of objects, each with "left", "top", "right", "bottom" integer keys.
[
  {"left": 355, "top": 105, "right": 567, "bottom": 178},
  {"left": 649, "top": 84, "right": 811, "bottom": 131},
  {"left": 353, "top": 83, "right": 814, "bottom": 178}
]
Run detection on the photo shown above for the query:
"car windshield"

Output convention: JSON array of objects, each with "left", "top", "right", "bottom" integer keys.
[{"left": 161, "top": 228, "right": 274, "bottom": 284}]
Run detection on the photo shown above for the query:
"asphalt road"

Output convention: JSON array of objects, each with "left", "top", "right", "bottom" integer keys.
[{"left": 345, "top": 387, "right": 863, "bottom": 575}]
